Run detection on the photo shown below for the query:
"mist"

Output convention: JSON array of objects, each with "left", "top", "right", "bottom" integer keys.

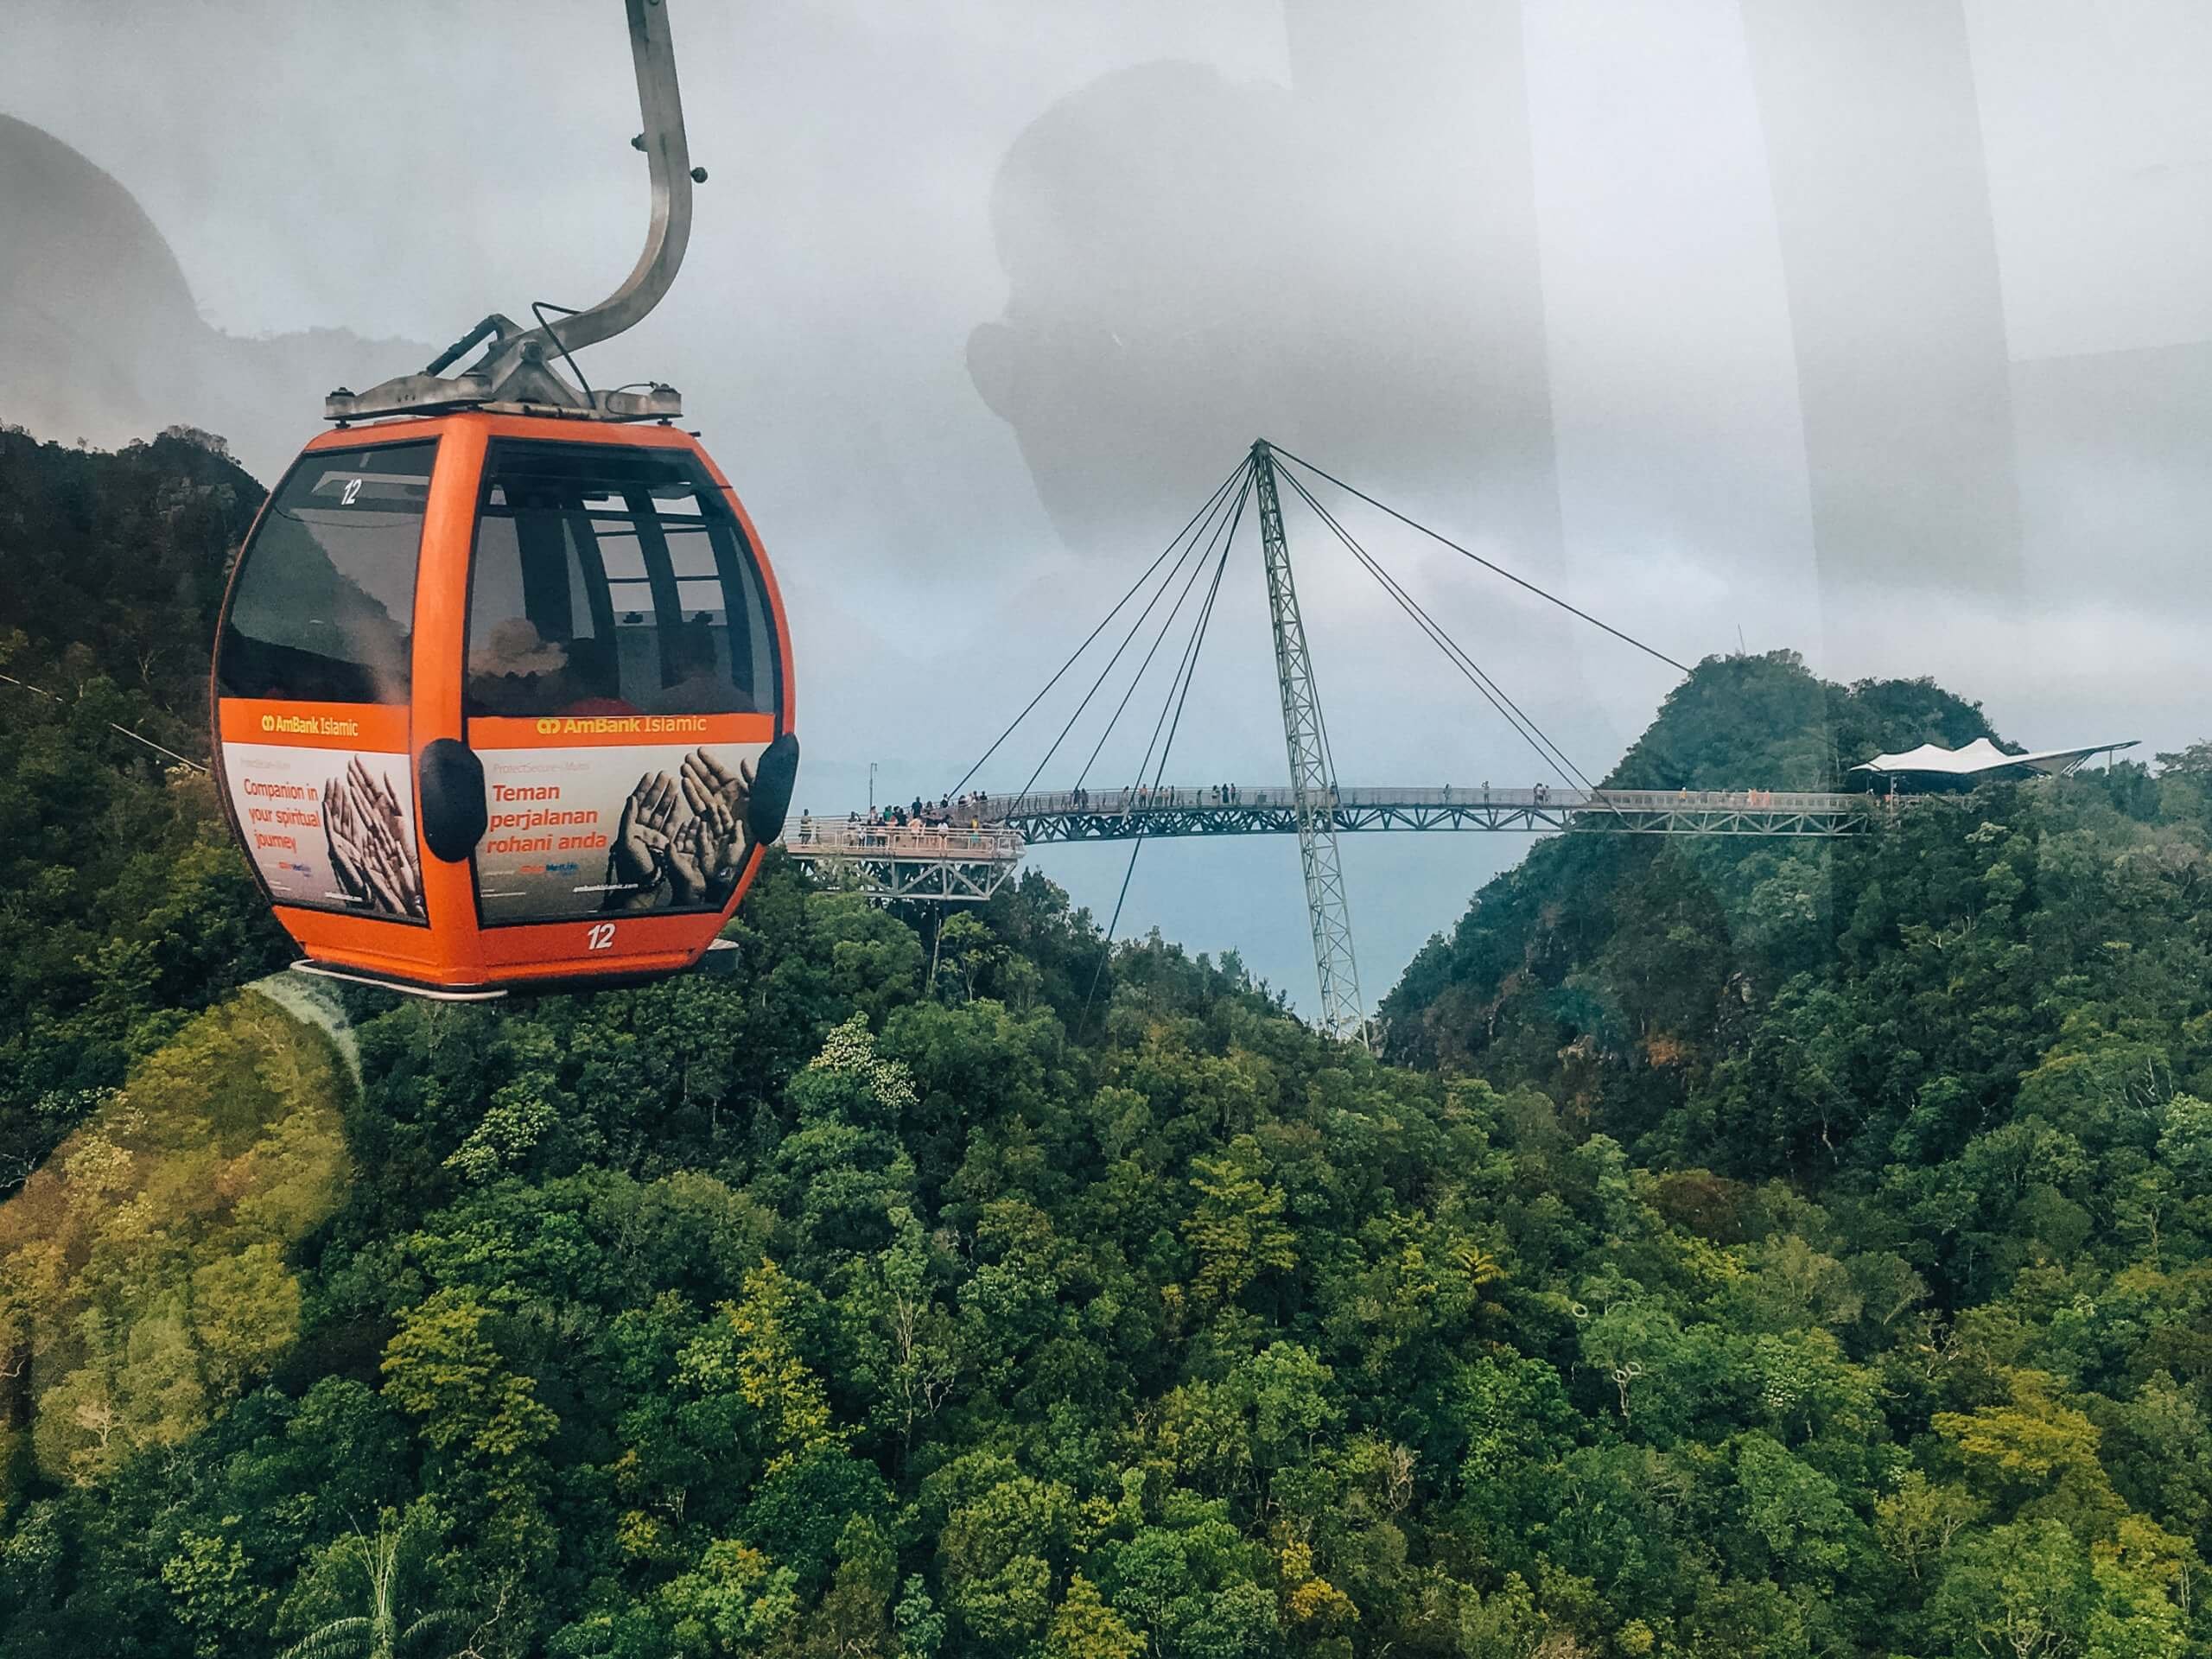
[{"left": 6, "top": 0, "right": 2209, "bottom": 1014}]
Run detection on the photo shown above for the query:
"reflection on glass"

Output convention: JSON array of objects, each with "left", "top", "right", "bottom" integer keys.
[
  {"left": 219, "top": 441, "right": 436, "bottom": 703},
  {"left": 464, "top": 442, "right": 776, "bottom": 721}
]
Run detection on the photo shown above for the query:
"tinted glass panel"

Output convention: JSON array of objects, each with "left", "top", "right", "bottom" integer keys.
[
  {"left": 465, "top": 442, "right": 775, "bottom": 720},
  {"left": 219, "top": 441, "right": 434, "bottom": 702}
]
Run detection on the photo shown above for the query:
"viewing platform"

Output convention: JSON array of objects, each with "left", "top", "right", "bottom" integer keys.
[{"left": 782, "top": 820, "right": 1027, "bottom": 903}]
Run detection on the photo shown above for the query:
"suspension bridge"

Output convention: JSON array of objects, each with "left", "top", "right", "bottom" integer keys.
[
  {"left": 785, "top": 786, "right": 1869, "bottom": 892},
  {"left": 787, "top": 438, "right": 1888, "bottom": 1044}
]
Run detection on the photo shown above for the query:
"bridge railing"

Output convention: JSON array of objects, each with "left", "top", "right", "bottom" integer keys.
[
  {"left": 785, "top": 822, "right": 1027, "bottom": 860},
  {"left": 974, "top": 785, "right": 1870, "bottom": 817}
]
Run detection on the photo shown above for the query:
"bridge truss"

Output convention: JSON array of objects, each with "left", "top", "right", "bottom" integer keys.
[
  {"left": 785, "top": 785, "right": 1878, "bottom": 908},
  {"left": 983, "top": 785, "right": 1876, "bottom": 842}
]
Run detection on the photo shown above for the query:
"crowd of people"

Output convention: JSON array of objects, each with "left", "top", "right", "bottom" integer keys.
[
  {"left": 1063, "top": 783, "right": 1261, "bottom": 809},
  {"left": 785, "top": 784, "right": 1291, "bottom": 849},
  {"left": 1052, "top": 783, "right": 1274, "bottom": 810},
  {"left": 791, "top": 793, "right": 997, "bottom": 847}
]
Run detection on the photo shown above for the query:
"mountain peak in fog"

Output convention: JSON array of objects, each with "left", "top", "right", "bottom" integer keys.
[{"left": 0, "top": 112, "right": 429, "bottom": 483}]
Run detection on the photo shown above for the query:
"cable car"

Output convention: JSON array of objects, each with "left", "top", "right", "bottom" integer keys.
[{"left": 208, "top": 0, "right": 798, "bottom": 998}]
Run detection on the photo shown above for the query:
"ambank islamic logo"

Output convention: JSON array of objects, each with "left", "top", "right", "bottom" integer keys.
[
  {"left": 524, "top": 714, "right": 709, "bottom": 737},
  {"left": 256, "top": 709, "right": 361, "bottom": 738}
]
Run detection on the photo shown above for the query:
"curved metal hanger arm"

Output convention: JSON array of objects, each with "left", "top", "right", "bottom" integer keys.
[
  {"left": 326, "top": 0, "right": 700, "bottom": 423},
  {"left": 478, "top": 0, "right": 695, "bottom": 376}
]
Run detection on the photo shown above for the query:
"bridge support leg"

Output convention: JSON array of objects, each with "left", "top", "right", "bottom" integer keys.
[{"left": 1251, "top": 441, "right": 1369, "bottom": 1049}]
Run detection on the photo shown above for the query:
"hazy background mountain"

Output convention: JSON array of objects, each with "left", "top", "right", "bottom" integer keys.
[{"left": 0, "top": 113, "right": 429, "bottom": 480}]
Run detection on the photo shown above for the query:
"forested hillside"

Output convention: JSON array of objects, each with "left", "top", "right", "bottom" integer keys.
[
  {"left": 0, "top": 425, "right": 289, "bottom": 1181},
  {"left": 2, "top": 437, "right": 2209, "bottom": 1658}
]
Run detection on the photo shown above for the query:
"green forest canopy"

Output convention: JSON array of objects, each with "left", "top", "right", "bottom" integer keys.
[{"left": 3, "top": 428, "right": 2210, "bottom": 1657}]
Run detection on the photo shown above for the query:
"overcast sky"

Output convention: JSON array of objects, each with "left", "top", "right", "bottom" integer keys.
[{"left": 7, "top": 0, "right": 2211, "bottom": 1015}]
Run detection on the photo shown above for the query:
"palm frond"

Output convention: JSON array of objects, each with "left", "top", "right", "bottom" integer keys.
[
  {"left": 398, "top": 1607, "right": 471, "bottom": 1654},
  {"left": 278, "top": 1616, "right": 375, "bottom": 1659}
]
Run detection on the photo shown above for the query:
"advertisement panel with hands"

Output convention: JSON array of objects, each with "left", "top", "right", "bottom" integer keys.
[
  {"left": 468, "top": 713, "right": 770, "bottom": 924},
  {"left": 218, "top": 700, "right": 429, "bottom": 922},
  {"left": 603, "top": 749, "right": 757, "bottom": 912},
  {"left": 321, "top": 755, "right": 426, "bottom": 918}
]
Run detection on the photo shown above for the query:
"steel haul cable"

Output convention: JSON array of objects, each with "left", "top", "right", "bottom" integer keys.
[
  {"left": 1276, "top": 469, "right": 1583, "bottom": 788},
  {"left": 1019, "top": 457, "right": 1254, "bottom": 803},
  {"left": 1082, "top": 472, "right": 1253, "bottom": 1032},
  {"left": 947, "top": 454, "right": 1255, "bottom": 799},
  {"left": 1269, "top": 445, "right": 1692, "bottom": 674},
  {"left": 1276, "top": 467, "right": 1632, "bottom": 825},
  {"left": 1074, "top": 459, "right": 1255, "bottom": 791},
  {"left": 0, "top": 671, "right": 208, "bottom": 773}
]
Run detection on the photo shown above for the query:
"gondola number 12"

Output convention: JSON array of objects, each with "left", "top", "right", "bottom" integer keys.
[{"left": 586, "top": 922, "right": 616, "bottom": 950}]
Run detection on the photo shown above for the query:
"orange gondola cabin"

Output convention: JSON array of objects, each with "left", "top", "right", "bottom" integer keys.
[
  {"left": 208, "top": 0, "right": 798, "bottom": 997},
  {"left": 212, "top": 412, "right": 798, "bottom": 997}
]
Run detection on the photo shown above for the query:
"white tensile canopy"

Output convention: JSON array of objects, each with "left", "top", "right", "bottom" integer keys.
[{"left": 1853, "top": 737, "right": 2139, "bottom": 778}]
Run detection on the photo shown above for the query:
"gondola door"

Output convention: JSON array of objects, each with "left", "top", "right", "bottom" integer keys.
[{"left": 454, "top": 416, "right": 786, "bottom": 988}]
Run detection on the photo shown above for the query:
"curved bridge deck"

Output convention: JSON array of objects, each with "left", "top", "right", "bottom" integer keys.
[
  {"left": 978, "top": 785, "right": 1876, "bottom": 842},
  {"left": 784, "top": 786, "right": 1883, "bottom": 906}
]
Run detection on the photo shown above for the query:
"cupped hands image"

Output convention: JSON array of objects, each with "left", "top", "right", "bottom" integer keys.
[{"left": 605, "top": 747, "right": 756, "bottom": 911}]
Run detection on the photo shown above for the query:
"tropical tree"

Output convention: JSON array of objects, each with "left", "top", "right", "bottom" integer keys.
[{"left": 279, "top": 1509, "right": 472, "bottom": 1659}]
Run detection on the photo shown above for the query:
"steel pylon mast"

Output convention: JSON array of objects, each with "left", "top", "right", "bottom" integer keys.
[{"left": 1250, "top": 441, "right": 1368, "bottom": 1047}]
